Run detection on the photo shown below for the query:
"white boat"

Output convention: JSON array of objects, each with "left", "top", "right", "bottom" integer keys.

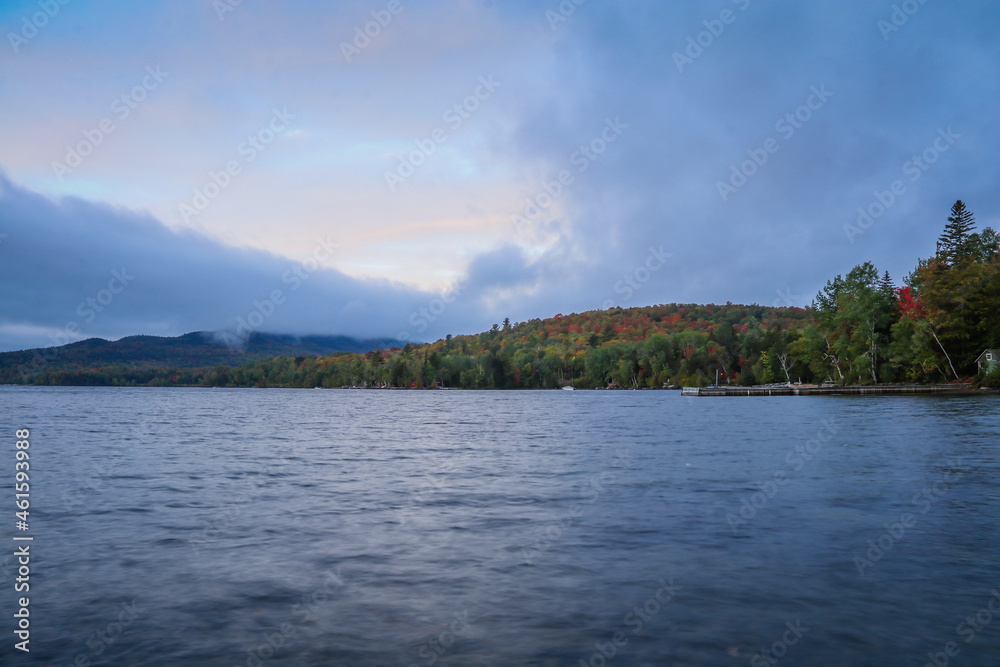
[{"left": 561, "top": 386, "right": 575, "bottom": 390}]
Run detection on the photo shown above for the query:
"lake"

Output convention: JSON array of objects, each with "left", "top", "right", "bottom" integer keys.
[{"left": 1, "top": 387, "right": 998, "bottom": 665}]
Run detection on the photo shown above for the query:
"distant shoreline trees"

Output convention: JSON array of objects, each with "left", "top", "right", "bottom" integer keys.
[{"left": 10, "top": 201, "right": 1000, "bottom": 389}]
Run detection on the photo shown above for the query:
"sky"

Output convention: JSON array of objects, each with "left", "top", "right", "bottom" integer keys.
[{"left": 1, "top": 0, "right": 999, "bottom": 352}]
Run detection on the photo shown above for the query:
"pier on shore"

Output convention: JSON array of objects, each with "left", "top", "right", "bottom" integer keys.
[{"left": 681, "top": 383, "right": 973, "bottom": 397}]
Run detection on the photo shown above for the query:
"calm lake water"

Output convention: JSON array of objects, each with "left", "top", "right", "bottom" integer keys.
[{"left": 1, "top": 387, "right": 998, "bottom": 666}]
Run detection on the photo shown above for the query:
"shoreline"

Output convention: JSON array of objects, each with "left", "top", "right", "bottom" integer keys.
[
  {"left": 3, "top": 382, "right": 997, "bottom": 394},
  {"left": 680, "top": 383, "right": 985, "bottom": 396}
]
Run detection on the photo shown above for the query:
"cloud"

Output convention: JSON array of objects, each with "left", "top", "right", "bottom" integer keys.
[
  {"left": 494, "top": 0, "right": 1000, "bottom": 308},
  {"left": 2, "top": 1, "right": 1000, "bottom": 352},
  {"left": 465, "top": 244, "right": 539, "bottom": 291},
  {"left": 0, "top": 172, "right": 454, "bottom": 351}
]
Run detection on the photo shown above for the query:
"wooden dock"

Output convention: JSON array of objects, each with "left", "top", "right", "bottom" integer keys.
[{"left": 681, "top": 383, "right": 973, "bottom": 397}]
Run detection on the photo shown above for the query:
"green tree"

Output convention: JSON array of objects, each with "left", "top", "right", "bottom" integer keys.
[
  {"left": 938, "top": 200, "right": 976, "bottom": 264},
  {"left": 812, "top": 262, "right": 897, "bottom": 383},
  {"left": 968, "top": 226, "right": 1000, "bottom": 263},
  {"left": 585, "top": 345, "right": 623, "bottom": 386},
  {"left": 905, "top": 204, "right": 1000, "bottom": 377},
  {"left": 753, "top": 350, "right": 774, "bottom": 384}
]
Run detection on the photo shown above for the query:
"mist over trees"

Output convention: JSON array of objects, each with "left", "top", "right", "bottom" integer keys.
[{"left": 12, "top": 201, "right": 1000, "bottom": 389}]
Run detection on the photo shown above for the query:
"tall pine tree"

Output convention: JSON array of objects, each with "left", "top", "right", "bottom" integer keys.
[
  {"left": 938, "top": 200, "right": 976, "bottom": 264},
  {"left": 879, "top": 270, "right": 895, "bottom": 299}
]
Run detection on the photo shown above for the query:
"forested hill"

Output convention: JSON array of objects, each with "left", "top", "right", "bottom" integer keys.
[
  {"left": 197, "top": 201, "right": 1000, "bottom": 390},
  {"left": 202, "top": 302, "right": 814, "bottom": 389},
  {"left": 0, "top": 331, "right": 401, "bottom": 384},
  {"left": 6, "top": 200, "right": 999, "bottom": 389},
  {"left": 5, "top": 304, "right": 812, "bottom": 387}
]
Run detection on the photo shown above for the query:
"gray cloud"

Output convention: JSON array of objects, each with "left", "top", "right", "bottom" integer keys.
[
  {"left": 2, "top": 1, "right": 999, "bottom": 351},
  {"left": 0, "top": 173, "right": 447, "bottom": 350},
  {"left": 492, "top": 0, "right": 999, "bottom": 310}
]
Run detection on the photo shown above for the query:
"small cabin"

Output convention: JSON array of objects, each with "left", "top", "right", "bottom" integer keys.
[{"left": 977, "top": 349, "right": 1000, "bottom": 375}]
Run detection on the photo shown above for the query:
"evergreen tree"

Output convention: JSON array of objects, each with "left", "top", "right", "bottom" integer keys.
[
  {"left": 879, "top": 270, "right": 895, "bottom": 298},
  {"left": 938, "top": 200, "right": 976, "bottom": 264}
]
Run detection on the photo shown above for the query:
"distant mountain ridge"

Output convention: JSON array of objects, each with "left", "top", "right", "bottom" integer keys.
[{"left": 0, "top": 331, "right": 403, "bottom": 382}]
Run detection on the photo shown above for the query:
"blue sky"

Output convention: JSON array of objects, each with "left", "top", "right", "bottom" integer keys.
[{"left": 1, "top": 0, "right": 999, "bottom": 351}]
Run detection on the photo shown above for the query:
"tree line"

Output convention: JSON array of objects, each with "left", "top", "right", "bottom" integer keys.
[{"left": 18, "top": 200, "right": 1000, "bottom": 389}]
